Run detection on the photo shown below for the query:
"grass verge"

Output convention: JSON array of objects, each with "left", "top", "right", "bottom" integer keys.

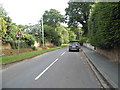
[
  {"left": 1, "top": 46, "right": 64, "bottom": 65},
  {"left": 61, "top": 44, "right": 69, "bottom": 47}
]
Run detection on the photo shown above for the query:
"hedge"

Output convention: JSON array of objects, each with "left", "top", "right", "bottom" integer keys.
[{"left": 88, "top": 2, "right": 120, "bottom": 49}]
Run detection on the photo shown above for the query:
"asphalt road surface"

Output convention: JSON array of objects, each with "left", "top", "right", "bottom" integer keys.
[{"left": 2, "top": 47, "right": 101, "bottom": 88}]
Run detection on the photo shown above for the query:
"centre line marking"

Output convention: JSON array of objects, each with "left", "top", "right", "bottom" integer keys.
[
  {"left": 60, "top": 51, "right": 66, "bottom": 56},
  {"left": 35, "top": 58, "right": 59, "bottom": 80}
]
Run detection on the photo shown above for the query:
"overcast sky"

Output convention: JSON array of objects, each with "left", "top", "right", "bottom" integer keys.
[{"left": 0, "top": 0, "right": 69, "bottom": 25}]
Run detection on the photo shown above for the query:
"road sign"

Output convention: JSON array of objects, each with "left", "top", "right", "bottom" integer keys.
[
  {"left": 16, "top": 30, "right": 22, "bottom": 38},
  {"left": 16, "top": 30, "right": 22, "bottom": 54}
]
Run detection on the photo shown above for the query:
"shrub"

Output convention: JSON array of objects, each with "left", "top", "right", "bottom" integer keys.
[
  {"left": 31, "top": 45, "right": 37, "bottom": 50},
  {"left": 24, "top": 34, "right": 35, "bottom": 46},
  {"left": 79, "top": 37, "right": 88, "bottom": 46},
  {"left": 9, "top": 40, "right": 30, "bottom": 49}
]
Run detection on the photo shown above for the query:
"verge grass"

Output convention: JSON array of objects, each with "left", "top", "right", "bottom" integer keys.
[
  {"left": 61, "top": 44, "right": 69, "bottom": 47},
  {"left": 1, "top": 46, "right": 62, "bottom": 65}
]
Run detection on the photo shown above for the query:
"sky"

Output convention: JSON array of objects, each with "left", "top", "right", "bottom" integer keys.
[{"left": 0, "top": 0, "right": 69, "bottom": 25}]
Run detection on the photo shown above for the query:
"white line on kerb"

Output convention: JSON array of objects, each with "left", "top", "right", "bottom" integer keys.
[
  {"left": 60, "top": 51, "right": 66, "bottom": 56},
  {"left": 35, "top": 58, "right": 59, "bottom": 80}
]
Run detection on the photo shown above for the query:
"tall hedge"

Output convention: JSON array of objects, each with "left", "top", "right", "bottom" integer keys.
[{"left": 88, "top": 2, "right": 120, "bottom": 49}]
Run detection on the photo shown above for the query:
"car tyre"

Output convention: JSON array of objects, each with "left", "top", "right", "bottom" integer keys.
[{"left": 69, "top": 49, "right": 71, "bottom": 52}]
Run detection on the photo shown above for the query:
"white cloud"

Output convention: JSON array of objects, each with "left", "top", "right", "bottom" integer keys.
[{"left": 0, "top": 0, "right": 69, "bottom": 25}]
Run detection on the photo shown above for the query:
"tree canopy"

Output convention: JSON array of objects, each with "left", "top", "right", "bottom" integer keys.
[
  {"left": 42, "top": 9, "right": 76, "bottom": 46},
  {"left": 65, "top": 2, "right": 93, "bottom": 35},
  {"left": 1, "top": 6, "right": 76, "bottom": 47},
  {"left": 43, "top": 9, "right": 65, "bottom": 27},
  {"left": 0, "top": 5, "right": 7, "bottom": 39}
]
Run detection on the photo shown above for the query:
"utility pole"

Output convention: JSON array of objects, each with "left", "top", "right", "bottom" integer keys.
[
  {"left": 41, "top": 16, "right": 44, "bottom": 47},
  {"left": 37, "top": 21, "right": 41, "bottom": 46}
]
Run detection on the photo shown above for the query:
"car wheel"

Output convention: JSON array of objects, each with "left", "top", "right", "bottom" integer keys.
[
  {"left": 77, "top": 49, "right": 79, "bottom": 52},
  {"left": 69, "top": 49, "right": 71, "bottom": 52}
]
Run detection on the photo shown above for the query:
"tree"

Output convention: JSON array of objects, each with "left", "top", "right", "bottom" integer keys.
[
  {"left": 88, "top": 2, "right": 120, "bottom": 49},
  {"left": 44, "top": 24, "right": 61, "bottom": 46},
  {"left": 65, "top": 2, "right": 93, "bottom": 35},
  {"left": 0, "top": 5, "right": 7, "bottom": 39},
  {"left": 68, "top": 26, "right": 82, "bottom": 40},
  {"left": 68, "top": 30, "right": 76, "bottom": 41},
  {"left": 44, "top": 24, "right": 70, "bottom": 46},
  {"left": 55, "top": 25, "right": 69, "bottom": 44},
  {"left": 0, "top": 5, "right": 16, "bottom": 42},
  {"left": 0, "top": 4, "right": 7, "bottom": 16},
  {"left": 41, "top": 9, "right": 70, "bottom": 46},
  {"left": 2, "top": 19, "right": 18, "bottom": 42},
  {"left": 44, "top": 24, "right": 55, "bottom": 41},
  {"left": 0, "top": 17, "right": 7, "bottom": 39},
  {"left": 43, "top": 9, "right": 64, "bottom": 27}
]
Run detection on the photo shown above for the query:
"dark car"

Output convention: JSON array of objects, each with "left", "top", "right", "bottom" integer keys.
[{"left": 69, "top": 42, "right": 80, "bottom": 52}]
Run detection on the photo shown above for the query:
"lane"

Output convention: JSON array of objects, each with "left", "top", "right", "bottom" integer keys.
[
  {"left": 2, "top": 47, "right": 100, "bottom": 88},
  {"left": 32, "top": 50, "right": 100, "bottom": 88},
  {"left": 35, "top": 51, "right": 66, "bottom": 80},
  {"left": 35, "top": 58, "right": 59, "bottom": 80},
  {"left": 2, "top": 47, "right": 67, "bottom": 88}
]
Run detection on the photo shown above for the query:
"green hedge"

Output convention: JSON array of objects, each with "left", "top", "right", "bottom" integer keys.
[{"left": 88, "top": 2, "right": 120, "bottom": 49}]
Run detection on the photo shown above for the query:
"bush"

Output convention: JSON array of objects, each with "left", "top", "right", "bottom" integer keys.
[
  {"left": 31, "top": 45, "right": 37, "bottom": 50},
  {"left": 24, "top": 34, "right": 35, "bottom": 46},
  {"left": 9, "top": 40, "right": 30, "bottom": 49},
  {"left": 79, "top": 37, "right": 88, "bottom": 46}
]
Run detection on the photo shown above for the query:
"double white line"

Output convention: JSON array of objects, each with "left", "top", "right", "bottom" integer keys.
[{"left": 35, "top": 51, "right": 66, "bottom": 80}]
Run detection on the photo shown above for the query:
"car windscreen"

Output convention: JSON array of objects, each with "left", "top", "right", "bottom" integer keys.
[{"left": 70, "top": 43, "right": 79, "bottom": 46}]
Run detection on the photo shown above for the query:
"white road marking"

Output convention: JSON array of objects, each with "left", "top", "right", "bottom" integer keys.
[
  {"left": 35, "top": 51, "right": 66, "bottom": 80},
  {"left": 35, "top": 58, "right": 59, "bottom": 80},
  {"left": 60, "top": 51, "right": 66, "bottom": 56}
]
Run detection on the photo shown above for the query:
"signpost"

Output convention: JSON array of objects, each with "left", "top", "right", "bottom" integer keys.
[
  {"left": 16, "top": 30, "right": 22, "bottom": 54},
  {"left": 41, "top": 17, "right": 44, "bottom": 47}
]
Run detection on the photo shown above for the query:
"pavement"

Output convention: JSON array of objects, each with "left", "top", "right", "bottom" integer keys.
[
  {"left": 2, "top": 47, "right": 101, "bottom": 88},
  {"left": 82, "top": 46, "right": 119, "bottom": 88}
]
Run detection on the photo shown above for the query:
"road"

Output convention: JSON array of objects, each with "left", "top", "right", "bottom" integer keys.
[{"left": 2, "top": 47, "right": 101, "bottom": 88}]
